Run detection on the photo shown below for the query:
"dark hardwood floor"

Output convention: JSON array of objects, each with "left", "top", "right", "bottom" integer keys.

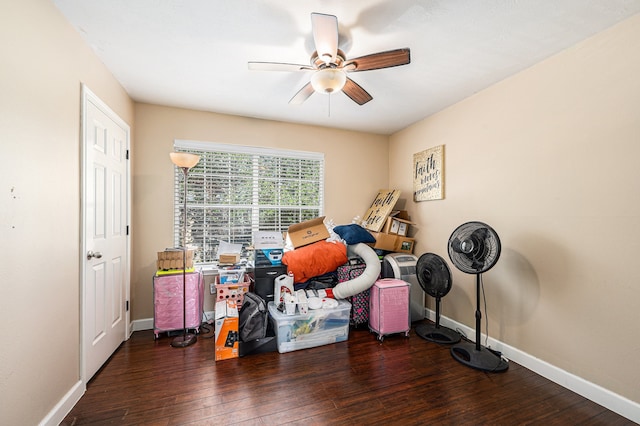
[{"left": 62, "top": 322, "right": 633, "bottom": 425}]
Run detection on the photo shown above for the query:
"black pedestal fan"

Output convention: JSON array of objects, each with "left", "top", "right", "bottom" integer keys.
[
  {"left": 448, "top": 221, "right": 508, "bottom": 372},
  {"left": 415, "top": 253, "right": 461, "bottom": 344}
]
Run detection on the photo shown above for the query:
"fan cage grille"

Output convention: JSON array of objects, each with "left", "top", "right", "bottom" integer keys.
[
  {"left": 416, "top": 253, "right": 452, "bottom": 298},
  {"left": 448, "top": 221, "right": 501, "bottom": 274}
]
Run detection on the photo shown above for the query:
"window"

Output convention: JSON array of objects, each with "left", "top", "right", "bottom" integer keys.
[{"left": 173, "top": 140, "right": 324, "bottom": 264}]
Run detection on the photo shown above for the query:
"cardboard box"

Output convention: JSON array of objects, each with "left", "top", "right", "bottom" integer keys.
[
  {"left": 218, "top": 253, "right": 240, "bottom": 265},
  {"left": 383, "top": 216, "right": 415, "bottom": 236},
  {"left": 156, "top": 249, "right": 194, "bottom": 270},
  {"left": 391, "top": 210, "right": 411, "bottom": 220},
  {"left": 286, "top": 216, "right": 330, "bottom": 248},
  {"left": 368, "top": 232, "right": 398, "bottom": 252},
  {"left": 253, "top": 231, "right": 284, "bottom": 249},
  {"left": 215, "top": 300, "right": 239, "bottom": 361},
  {"left": 368, "top": 232, "right": 415, "bottom": 254},
  {"left": 252, "top": 231, "right": 285, "bottom": 266}
]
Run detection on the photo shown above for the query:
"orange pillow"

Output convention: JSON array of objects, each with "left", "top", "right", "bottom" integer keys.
[{"left": 282, "top": 241, "right": 347, "bottom": 283}]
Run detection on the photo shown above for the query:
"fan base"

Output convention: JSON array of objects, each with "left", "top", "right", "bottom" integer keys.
[
  {"left": 415, "top": 323, "right": 461, "bottom": 345},
  {"left": 451, "top": 341, "right": 508, "bottom": 372},
  {"left": 171, "top": 333, "right": 197, "bottom": 348}
]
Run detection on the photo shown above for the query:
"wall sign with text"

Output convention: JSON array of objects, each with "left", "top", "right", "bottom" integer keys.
[
  {"left": 362, "top": 189, "right": 401, "bottom": 232},
  {"left": 413, "top": 145, "right": 444, "bottom": 201}
]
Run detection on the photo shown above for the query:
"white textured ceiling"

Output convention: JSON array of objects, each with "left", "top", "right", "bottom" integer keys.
[{"left": 52, "top": 0, "right": 640, "bottom": 135}]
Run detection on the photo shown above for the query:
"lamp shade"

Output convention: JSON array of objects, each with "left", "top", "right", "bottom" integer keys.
[
  {"left": 170, "top": 152, "right": 200, "bottom": 169},
  {"left": 311, "top": 68, "right": 347, "bottom": 94}
]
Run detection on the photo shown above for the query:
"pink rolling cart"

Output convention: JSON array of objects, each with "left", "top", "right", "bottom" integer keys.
[{"left": 153, "top": 271, "right": 203, "bottom": 339}]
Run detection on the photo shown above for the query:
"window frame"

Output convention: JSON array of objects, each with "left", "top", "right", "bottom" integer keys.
[{"left": 173, "top": 139, "right": 325, "bottom": 264}]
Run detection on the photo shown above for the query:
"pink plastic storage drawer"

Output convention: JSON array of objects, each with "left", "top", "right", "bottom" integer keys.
[{"left": 369, "top": 278, "right": 410, "bottom": 341}]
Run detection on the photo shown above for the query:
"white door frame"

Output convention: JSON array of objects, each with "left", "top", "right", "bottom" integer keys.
[{"left": 80, "top": 84, "right": 131, "bottom": 383}]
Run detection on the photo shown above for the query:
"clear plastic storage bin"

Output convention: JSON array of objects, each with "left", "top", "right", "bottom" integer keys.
[{"left": 268, "top": 300, "right": 351, "bottom": 353}]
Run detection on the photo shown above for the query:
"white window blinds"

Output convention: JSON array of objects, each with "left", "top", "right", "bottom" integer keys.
[{"left": 173, "top": 140, "right": 324, "bottom": 264}]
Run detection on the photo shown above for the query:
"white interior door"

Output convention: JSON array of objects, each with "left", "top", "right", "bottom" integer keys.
[{"left": 81, "top": 85, "right": 130, "bottom": 382}]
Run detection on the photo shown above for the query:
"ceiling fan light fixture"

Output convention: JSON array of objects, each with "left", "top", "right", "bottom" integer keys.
[{"left": 311, "top": 68, "right": 346, "bottom": 94}]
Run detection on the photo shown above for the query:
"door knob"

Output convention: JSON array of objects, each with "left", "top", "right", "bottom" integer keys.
[{"left": 87, "top": 250, "right": 103, "bottom": 260}]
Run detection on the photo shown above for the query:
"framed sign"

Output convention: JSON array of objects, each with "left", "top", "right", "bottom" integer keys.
[
  {"left": 413, "top": 145, "right": 444, "bottom": 201},
  {"left": 362, "top": 189, "right": 401, "bottom": 232}
]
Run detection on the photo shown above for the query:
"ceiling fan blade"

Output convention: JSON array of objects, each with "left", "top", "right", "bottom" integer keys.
[
  {"left": 342, "top": 78, "right": 372, "bottom": 105},
  {"left": 248, "top": 62, "right": 314, "bottom": 72},
  {"left": 289, "top": 82, "right": 315, "bottom": 105},
  {"left": 311, "top": 12, "right": 338, "bottom": 64},
  {"left": 345, "top": 48, "right": 410, "bottom": 72}
]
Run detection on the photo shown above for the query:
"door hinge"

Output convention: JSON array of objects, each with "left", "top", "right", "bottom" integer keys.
[
  {"left": 126, "top": 225, "right": 129, "bottom": 236},
  {"left": 126, "top": 300, "right": 129, "bottom": 312},
  {"left": 126, "top": 149, "right": 130, "bottom": 160}
]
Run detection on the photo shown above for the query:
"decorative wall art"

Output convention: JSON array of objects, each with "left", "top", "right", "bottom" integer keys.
[
  {"left": 362, "top": 189, "right": 402, "bottom": 232},
  {"left": 413, "top": 145, "right": 444, "bottom": 201}
]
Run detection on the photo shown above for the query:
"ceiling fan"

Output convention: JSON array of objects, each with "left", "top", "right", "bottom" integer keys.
[{"left": 248, "top": 12, "right": 411, "bottom": 106}]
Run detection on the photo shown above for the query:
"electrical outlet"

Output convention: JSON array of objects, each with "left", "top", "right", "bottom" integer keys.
[{"left": 210, "top": 283, "right": 216, "bottom": 295}]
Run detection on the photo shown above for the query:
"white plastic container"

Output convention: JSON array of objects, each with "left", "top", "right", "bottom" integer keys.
[
  {"left": 284, "top": 292, "right": 297, "bottom": 315},
  {"left": 295, "top": 289, "right": 309, "bottom": 314},
  {"left": 274, "top": 272, "right": 294, "bottom": 305}
]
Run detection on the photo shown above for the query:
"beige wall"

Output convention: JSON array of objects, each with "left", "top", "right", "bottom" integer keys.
[
  {"left": 0, "top": 0, "right": 134, "bottom": 424},
  {"left": 389, "top": 15, "right": 640, "bottom": 403},
  {"left": 3, "top": 0, "right": 638, "bottom": 423},
  {"left": 132, "top": 103, "right": 388, "bottom": 319}
]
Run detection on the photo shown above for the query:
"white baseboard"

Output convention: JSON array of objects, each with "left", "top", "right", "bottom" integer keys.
[
  {"left": 130, "top": 311, "right": 216, "bottom": 333},
  {"left": 131, "top": 317, "right": 153, "bottom": 332},
  {"left": 426, "top": 308, "right": 640, "bottom": 424},
  {"left": 39, "top": 380, "right": 85, "bottom": 426},
  {"left": 202, "top": 310, "right": 215, "bottom": 323}
]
